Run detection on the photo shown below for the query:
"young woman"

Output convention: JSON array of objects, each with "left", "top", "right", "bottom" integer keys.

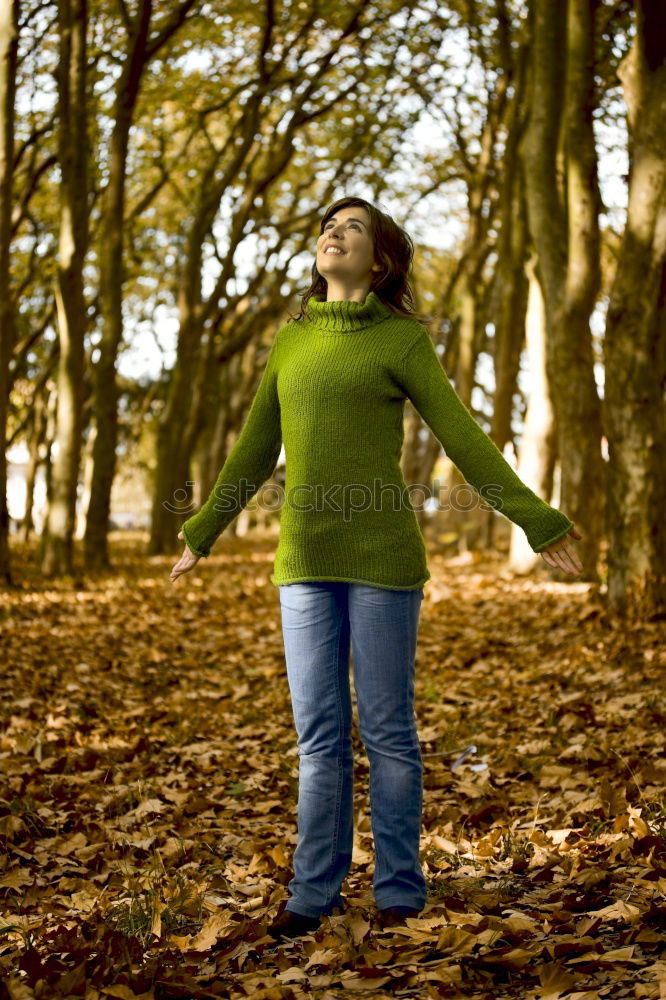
[{"left": 170, "top": 197, "right": 583, "bottom": 941}]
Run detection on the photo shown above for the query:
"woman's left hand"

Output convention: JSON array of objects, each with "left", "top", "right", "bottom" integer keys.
[
  {"left": 170, "top": 530, "right": 201, "bottom": 583},
  {"left": 540, "top": 527, "right": 583, "bottom": 577}
]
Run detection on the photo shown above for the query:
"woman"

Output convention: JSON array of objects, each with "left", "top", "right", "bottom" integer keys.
[{"left": 170, "top": 197, "right": 583, "bottom": 941}]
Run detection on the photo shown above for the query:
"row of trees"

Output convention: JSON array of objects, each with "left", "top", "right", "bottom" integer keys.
[{"left": 0, "top": 0, "right": 664, "bottom": 619}]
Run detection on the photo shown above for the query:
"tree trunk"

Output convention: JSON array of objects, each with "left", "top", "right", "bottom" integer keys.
[
  {"left": 201, "top": 355, "right": 236, "bottom": 505},
  {"left": 85, "top": 0, "right": 197, "bottom": 568},
  {"left": 557, "top": 0, "right": 604, "bottom": 576},
  {"left": 77, "top": 425, "right": 96, "bottom": 539},
  {"left": 444, "top": 238, "right": 493, "bottom": 555},
  {"left": 41, "top": 0, "right": 88, "bottom": 577},
  {"left": 486, "top": 48, "right": 530, "bottom": 551},
  {"left": 490, "top": 151, "right": 529, "bottom": 456},
  {"left": 84, "top": 0, "right": 152, "bottom": 571},
  {"left": 0, "top": 0, "right": 19, "bottom": 585},
  {"left": 509, "top": 253, "right": 558, "bottom": 572},
  {"left": 39, "top": 383, "right": 58, "bottom": 535},
  {"left": 521, "top": 0, "right": 604, "bottom": 580},
  {"left": 19, "top": 391, "right": 47, "bottom": 542},
  {"left": 604, "top": 0, "right": 666, "bottom": 618},
  {"left": 446, "top": 267, "right": 490, "bottom": 555},
  {"left": 149, "top": 299, "right": 206, "bottom": 554}
]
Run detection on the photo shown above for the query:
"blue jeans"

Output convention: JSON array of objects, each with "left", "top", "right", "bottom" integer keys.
[{"left": 278, "top": 581, "right": 427, "bottom": 917}]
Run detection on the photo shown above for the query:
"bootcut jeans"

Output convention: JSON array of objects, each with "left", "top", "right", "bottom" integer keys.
[{"left": 278, "top": 580, "right": 427, "bottom": 918}]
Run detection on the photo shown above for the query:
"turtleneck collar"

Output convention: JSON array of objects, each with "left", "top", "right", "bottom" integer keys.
[{"left": 303, "top": 289, "right": 393, "bottom": 332}]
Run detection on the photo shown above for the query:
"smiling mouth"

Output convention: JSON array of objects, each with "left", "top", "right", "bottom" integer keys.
[{"left": 322, "top": 247, "right": 347, "bottom": 256}]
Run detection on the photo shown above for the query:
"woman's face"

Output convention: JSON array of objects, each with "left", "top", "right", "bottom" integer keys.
[{"left": 316, "top": 206, "right": 379, "bottom": 282}]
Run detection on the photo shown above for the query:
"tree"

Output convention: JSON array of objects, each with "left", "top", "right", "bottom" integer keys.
[
  {"left": 604, "top": 0, "right": 666, "bottom": 618},
  {"left": 84, "top": 0, "right": 198, "bottom": 571},
  {"left": 0, "top": 0, "right": 20, "bottom": 584},
  {"left": 41, "top": 0, "right": 88, "bottom": 577},
  {"left": 520, "top": 0, "right": 604, "bottom": 581}
]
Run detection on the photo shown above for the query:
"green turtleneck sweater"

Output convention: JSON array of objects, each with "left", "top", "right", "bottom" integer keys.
[{"left": 181, "top": 291, "right": 574, "bottom": 590}]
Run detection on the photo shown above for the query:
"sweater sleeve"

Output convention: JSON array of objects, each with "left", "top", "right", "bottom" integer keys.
[
  {"left": 396, "top": 327, "right": 575, "bottom": 553},
  {"left": 180, "top": 331, "right": 282, "bottom": 558}
]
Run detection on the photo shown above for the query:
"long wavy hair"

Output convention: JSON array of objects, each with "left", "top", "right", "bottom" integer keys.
[{"left": 287, "top": 196, "right": 433, "bottom": 328}]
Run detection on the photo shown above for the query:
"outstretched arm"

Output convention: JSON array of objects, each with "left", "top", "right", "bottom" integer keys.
[
  {"left": 396, "top": 326, "right": 576, "bottom": 556},
  {"left": 179, "top": 331, "right": 282, "bottom": 558}
]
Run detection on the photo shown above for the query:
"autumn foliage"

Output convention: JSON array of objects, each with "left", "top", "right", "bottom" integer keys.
[{"left": 1, "top": 534, "right": 664, "bottom": 998}]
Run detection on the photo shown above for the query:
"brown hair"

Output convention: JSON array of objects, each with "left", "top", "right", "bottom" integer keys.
[{"left": 287, "top": 196, "right": 433, "bottom": 328}]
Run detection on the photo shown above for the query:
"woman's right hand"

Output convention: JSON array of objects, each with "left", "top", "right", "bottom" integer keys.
[{"left": 170, "top": 530, "right": 201, "bottom": 583}]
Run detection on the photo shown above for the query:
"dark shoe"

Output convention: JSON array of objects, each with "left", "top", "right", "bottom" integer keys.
[
  {"left": 378, "top": 905, "right": 420, "bottom": 927},
  {"left": 267, "top": 907, "right": 321, "bottom": 940}
]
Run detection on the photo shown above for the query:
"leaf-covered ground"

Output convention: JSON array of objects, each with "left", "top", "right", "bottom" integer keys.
[{"left": 1, "top": 532, "right": 665, "bottom": 1000}]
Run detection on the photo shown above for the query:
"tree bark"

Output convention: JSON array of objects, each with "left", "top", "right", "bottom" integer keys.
[
  {"left": 558, "top": 0, "right": 604, "bottom": 573},
  {"left": 509, "top": 253, "right": 558, "bottom": 571},
  {"left": 604, "top": 0, "right": 666, "bottom": 618},
  {"left": 0, "top": 0, "right": 19, "bottom": 585},
  {"left": 19, "top": 391, "right": 47, "bottom": 542},
  {"left": 486, "top": 41, "right": 530, "bottom": 551},
  {"left": 83, "top": 0, "right": 153, "bottom": 571},
  {"left": 41, "top": 0, "right": 88, "bottom": 577},
  {"left": 521, "top": 0, "right": 604, "bottom": 580}
]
